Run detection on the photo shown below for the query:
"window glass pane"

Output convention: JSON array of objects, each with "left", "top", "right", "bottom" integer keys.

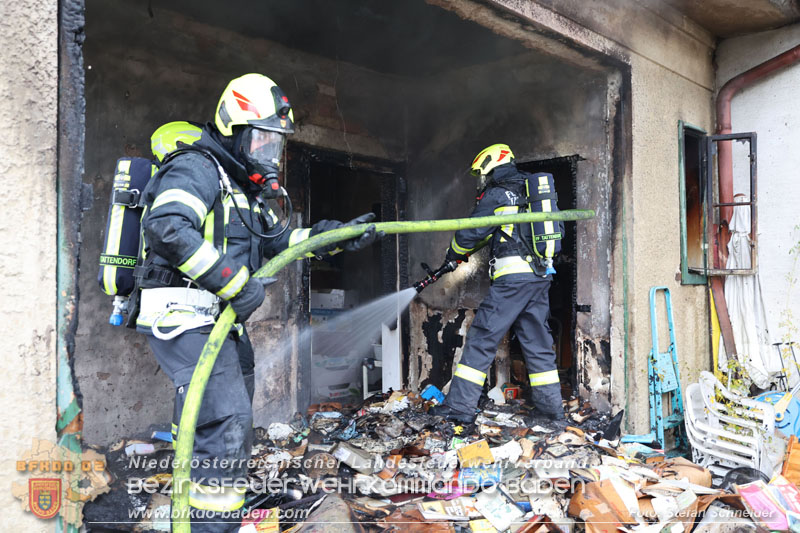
[{"left": 684, "top": 130, "right": 705, "bottom": 273}]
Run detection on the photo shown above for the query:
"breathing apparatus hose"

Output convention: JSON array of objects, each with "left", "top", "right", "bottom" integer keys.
[
  {"left": 171, "top": 208, "right": 595, "bottom": 531},
  {"left": 230, "top": 187, "right": 294, "bottom": 239}
]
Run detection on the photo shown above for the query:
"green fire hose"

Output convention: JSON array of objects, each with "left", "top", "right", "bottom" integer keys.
[{"left": 171, "top": 209, "right": 594, "bottom": 530}]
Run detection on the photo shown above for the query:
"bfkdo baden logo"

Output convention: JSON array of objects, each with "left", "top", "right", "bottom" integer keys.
[
  {"left": 28, "top": 478, "right": 62, "bottom": 519},
  {"left": 12, "top": 438, "right": 110, "bottom": 528}
]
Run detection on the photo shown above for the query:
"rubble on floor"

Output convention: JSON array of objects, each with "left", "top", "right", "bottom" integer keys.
[{"left": 85, "top": 386, "right": 800, "bottom": 532}]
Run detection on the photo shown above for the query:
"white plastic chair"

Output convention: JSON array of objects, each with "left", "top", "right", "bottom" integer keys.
[
  {"left": 698, "top": 371, "right": 775, "bottom": 436},
  {"left": 684, "top": 383, "right": 761, "bottom": 475},
  {"left": 685, "top": 373, "right": 785, "bottom": 477},
  {"left": 697, "top": 371, "right": 785, "bottom": 474}
]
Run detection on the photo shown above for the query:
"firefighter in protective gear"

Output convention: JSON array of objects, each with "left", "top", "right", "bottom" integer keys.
[
  {"left": 136, "top": 73, "right": 380, "bottom": 532},
  {"left": 429, "top": 143, "right": 565, "bottom": 425}
]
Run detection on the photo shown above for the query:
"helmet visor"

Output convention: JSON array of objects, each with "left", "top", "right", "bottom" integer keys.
[{"left": 245, "top": 128, "right": 286, "bottom": 169}]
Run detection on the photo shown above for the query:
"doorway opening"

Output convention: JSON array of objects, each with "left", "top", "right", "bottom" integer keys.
[
  {"left": 508, "top": 156, "right": 579, "bottom": 398},
  {"left": 300, "top": 147, "right": 406, "bottom": 404}
]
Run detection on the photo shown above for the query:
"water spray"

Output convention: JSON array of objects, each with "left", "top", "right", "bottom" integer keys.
[{"left": 171, "top": 208, "right": 595, "bottom": 531}]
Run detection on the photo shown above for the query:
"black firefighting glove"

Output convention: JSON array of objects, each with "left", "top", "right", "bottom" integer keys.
[
  {"left": 311, "top": 212, "right": 385, "bottom": 257},
  {"left": 228, "top": 277, "right": 275, "bottom": 322},
  {"left": 445, "top": 247, "right": 468, "bottom": 265}
]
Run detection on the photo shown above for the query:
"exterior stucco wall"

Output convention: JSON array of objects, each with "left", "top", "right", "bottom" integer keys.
[
  {"left": 0, "top": 1, "right": 58, "bottom": 531},
  {"left": 626, "top": 54, "right": 713, "bottom": 432},
  {"left": 715, "top": 25, "right": 800, "bottom": 355}
]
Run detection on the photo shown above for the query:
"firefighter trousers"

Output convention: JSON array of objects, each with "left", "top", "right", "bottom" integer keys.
[
  {"left": 444, "top": 278, "right": 564, "bottom": 418},
  {"left": 147, "top": 329, "right": 254, "bottom": 532}
]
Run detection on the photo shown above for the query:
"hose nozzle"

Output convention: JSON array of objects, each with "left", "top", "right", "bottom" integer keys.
[{"left": 413, "top": 260, "right": 457, "bottom": 293}]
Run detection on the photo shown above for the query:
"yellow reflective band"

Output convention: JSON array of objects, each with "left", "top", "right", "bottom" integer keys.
[
  {"left": 494, "top": 206, "right": 518, "bottom": 241},
  {"left": 171, "top": 423, "right": 178, "bottom": 434},
  {"left": 217, "top": 265, "right": 249, "bottom": 300},
  {"left": 450, "top": 236, "right": 472, "bottom": 255},
  {"left": 140, "top": 207, "right": 149, "bottom": 261},
  {"left": 266, "top": 208, "right": 279, "bottom": 225},
  {"left": 538, "top": 176, "right": 556, "bottom": 259},
  {"left": 234, "top": 323, "right": 244, "bottom": 336},
  {"left": 189, "top": 483, "right": 245, "bottom": 513},
  {"left": 151, "top": 189, "right": 208, "bottom": 223},
  {"left": 102, "top": 204, "right": 125, "bottom": 295},
  {"left": 223, "top": 196, "right": 231, "bottom": 253},
  {"left": 102, "top": 157, "right": 131, "bottom": 296},
  {"left": 529, "top": 369, "right": 560, "bottom": 386},
  {"left": 203, "top": 210, "right": 214, "bottom": 245},
  {"left": 178, "top": 241, "right": 220, "bottom": 279},
  {"left": 526, "top": 179, "right": 540, "bottom": 258},
  {"left": 453, "top": 363, "right": 486, "bottom": 386},
  {"left": 543, "top": 199, "right": 555, "bottom": 258}
]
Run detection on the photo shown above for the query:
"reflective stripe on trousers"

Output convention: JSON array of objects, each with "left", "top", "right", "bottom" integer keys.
[
  {"left": 444, "top": 279, "right": 559, "bottom": 415},
  {"left": 529, "top": 369, "right": 559, "bottom": 386},
  {"left": 453, "top": 363, "right": 487, "bottom": 386},
  {"left": 189, "top": 483, "right": 245, "bottom": 512}
]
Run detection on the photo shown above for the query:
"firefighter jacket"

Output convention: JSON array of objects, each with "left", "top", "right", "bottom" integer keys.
[
  {"left": 447, "top": 163, "right": 550, "bottom": 281},
  {"left": 135, "top": 124, "right": 317, "bottom": 329}
]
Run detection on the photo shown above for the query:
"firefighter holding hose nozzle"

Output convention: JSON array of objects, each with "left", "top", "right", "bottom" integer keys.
[
  {"left": 428, "top": 144, "right": 567, "bottom": 426},
  {"left": 132, "top": 74, "right": 381, "bottom": 532}
]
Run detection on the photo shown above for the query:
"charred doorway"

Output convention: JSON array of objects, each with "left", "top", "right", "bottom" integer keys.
[
  {"left": 516, "top": 156, "right": 579, "bottom": 398},
  {"left": 292, "top": 146, "right": 407, "bottom": 405}
]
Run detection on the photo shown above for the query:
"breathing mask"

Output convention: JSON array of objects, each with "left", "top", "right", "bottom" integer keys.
[{"left": 237, "top": 127, "right": 286, "bottom": 199}]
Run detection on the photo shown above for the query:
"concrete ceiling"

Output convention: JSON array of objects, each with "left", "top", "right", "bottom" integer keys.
[
  {"left": 152, "top": 0, "right": 530, "bottom": 76},
  {"left": 152, "top": 0, "right": 800, "bottom": 73},
  {"left": 663, "top": 0, "right": 800, "bottom": 38}
]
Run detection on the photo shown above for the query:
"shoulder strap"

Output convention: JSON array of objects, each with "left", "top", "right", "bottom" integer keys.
[{"left": 161, "top": 145, "right": 216, "bottom": 167}]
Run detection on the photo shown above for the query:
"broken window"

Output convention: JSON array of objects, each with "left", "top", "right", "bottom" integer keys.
[
  {"left": 678, "top": 121, "right": 707, "bottom": 284},
  {"left": 680, "top": 124, "right": 758, "bottom": 279},
  {"left": 705, "top": 132, "right": 758, "bottom": 276}
]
